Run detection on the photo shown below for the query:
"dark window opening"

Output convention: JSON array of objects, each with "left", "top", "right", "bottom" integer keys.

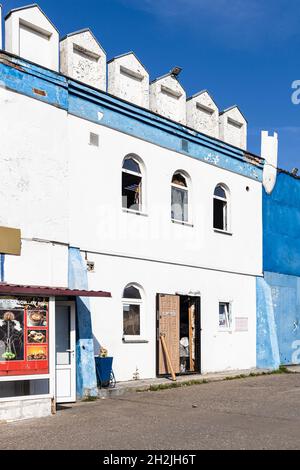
[
  {"left": 123, "top": 158, "right": 141, "bottom": 174},
  {"left": 122, "top": 172, "right": 142, "bottom": 211},
  {"left": 122, "top": 158, "right": 142, "bottom": 212},
  {"left": 123, "top": 286, "right": 141, "bottom": 300},
  {"left": 213, "top": 185, "right": 228, "bottom": 231},
  {"left": 214, "top": 198, "right": 227, "bottom": 230}
]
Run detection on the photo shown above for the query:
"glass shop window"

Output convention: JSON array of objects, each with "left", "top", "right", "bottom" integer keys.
[
  {"left": 122, "top": 156, "right": 143, "bottom": 212},
  {"left": 214, "top": 185, "right": 229, "bottom": 231},
  {"left": 171, "top": 172, "right": 189, "bottom": 223},
  {"left": 0, "top": 379, "right": 49, "bottom": 399},
  {"left": 122, "top": 285, "right": 142, "bottom": 337},
  {"left": 219, "top": 302, "right": 232, "bottom": 330},
  {"left": 0, "top": 297, "right": 49, "bottom": 377}
]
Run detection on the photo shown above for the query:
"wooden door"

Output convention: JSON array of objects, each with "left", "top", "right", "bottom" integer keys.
[{"left": 158, "top": 294, "right": 180, "bottom": 376}]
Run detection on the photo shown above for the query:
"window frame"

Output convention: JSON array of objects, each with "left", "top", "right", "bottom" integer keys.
[
  {"left": 218, "top": 301, "right": 233, "bottom": 332},
  {"left": 171, "top": 171, "right": 191, "bottom": 225},
  {"left": 122, "top": 284, "right": 145, "bottom": 341},
  {"left": 122, "top": 155, "right": 145, "bottom": 215},
  {"left": 213, "top": 184, "right": 231, "bottom": 234}
]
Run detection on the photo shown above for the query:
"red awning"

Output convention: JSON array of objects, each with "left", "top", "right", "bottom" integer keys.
[{"left": 0, "top": 283, "right": 111, "bottom": 298}]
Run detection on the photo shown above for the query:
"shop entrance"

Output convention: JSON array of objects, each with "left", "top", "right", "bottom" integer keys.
[
  {"left": 55, "top": 302, "right": 76, "bottom": 403},
  {"left": 156, "top": 294, "right": 201, "bottom": 377}
]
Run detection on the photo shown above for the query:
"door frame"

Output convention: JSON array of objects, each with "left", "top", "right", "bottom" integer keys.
[
  {"left": 156, "top": 294, "right": 202, "bottom": 377},
  {"left": 55, "top": 301, "right": 76, "bottom": 403}
]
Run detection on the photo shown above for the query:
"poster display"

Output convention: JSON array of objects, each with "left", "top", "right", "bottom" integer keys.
[{"left": 0, "top": 297, "right": 49, "bottom": 376}]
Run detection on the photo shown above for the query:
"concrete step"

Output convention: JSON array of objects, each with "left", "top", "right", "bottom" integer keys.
[
  {"left": 97, "top": 368, "right": 272, "bottom": 399},
  {"left": 286, "top": 365, "right": 300, "bottom": 374}
]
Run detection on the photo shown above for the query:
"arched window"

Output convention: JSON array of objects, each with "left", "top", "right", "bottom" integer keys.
[
  {"left": 213, "top": 184, "right": 229, "bottom": 231},
  {"left": 171, "top": 172, "right": 189, "bottom": 223},
  {"left": 122, "top": 284, "right": 143, "bottom": 337},
  {"left": 122, "top": 156, "right": 143, "bottom": 212}
]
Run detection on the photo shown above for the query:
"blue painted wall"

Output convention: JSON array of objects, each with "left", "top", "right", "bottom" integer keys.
[
  {"left": 0, "top": 254, "right": 4, "bottom": 282},
  {"left": 263, "top": 172, "right": 300, "bottom": 277},
  {"left": 68, "top": 247, "right": 98, "bottom": 398},
  {"left": 258, "top": 173, "right": 300, "bottom": 368}
]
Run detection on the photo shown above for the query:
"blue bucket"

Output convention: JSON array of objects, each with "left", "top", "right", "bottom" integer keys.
[{"left": 95, "top": 357, "right": 113, "bottom": 388}]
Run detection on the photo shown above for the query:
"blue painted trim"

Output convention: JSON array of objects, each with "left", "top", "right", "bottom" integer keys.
[
  {"left": 256, "top": 277, "right": 280, "bottom": 370},
  {"left": 0, "top": 52, "right": 264, "bottom": 181},
  {"left": 68, "top": 247, "right": 98, "bottom": 398},
  {"left": 0, "top": 254, "right": 4, "bottom": 282}
]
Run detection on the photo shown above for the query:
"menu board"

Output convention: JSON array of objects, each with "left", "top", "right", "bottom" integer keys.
[{"left": 0, "top": 297, "right": 49, "bottom": 376}]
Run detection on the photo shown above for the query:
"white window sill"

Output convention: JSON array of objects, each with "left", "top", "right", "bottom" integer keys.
[
  {"left": 218, "top": 329, "right": 233, "bottom": 333},
  {"left": 171, "top": 219, "right": 194, "bottom": 227},
  {"left": 214, "top": 228, "right": 233, "bottom": 236},
  {"left": 122, "top": 337, "right": 149, "bottom": 344},
  {"left": 122, "top": 208, "right": 148, "bottom": 217}
]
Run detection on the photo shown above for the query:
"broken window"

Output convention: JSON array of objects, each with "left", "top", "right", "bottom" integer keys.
[
  {"left": 219, "top": 302, "right": 232, "bottom": 329},
  {"left": 122, "top": 156, "right": 143, "bottom": 212},
  {"left": 123, "top": 285, "right": 142, "bottom": 337},
  {"left": 171, "top": 172, "right": 189, "bottom": 223},
  {"left": 213, "top": 185, "right": 228, "bottom": 231}
]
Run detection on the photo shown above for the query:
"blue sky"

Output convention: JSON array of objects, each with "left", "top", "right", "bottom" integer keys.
[{"left": 2, "top": 0, "right": 300, "bottom": 170}]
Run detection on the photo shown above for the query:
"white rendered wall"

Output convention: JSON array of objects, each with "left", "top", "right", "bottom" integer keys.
[
  {"left": 4, "top": 239, "right": 69, "bottom": 288},
  {"left": 0, "top": 89, "right": 69, "bottom": 242},
  {"left": 219, "top": 107, "right": 247, "bottom": 150},
  {"left": 60, "top": 31, "right": 106, "bottom": 90},
  {"left": 186, "top": 92, "right": 219, "bottom": 138},
  {"left": 68, "top": 114, "right": 262, "bottom": 277},
  {"left": 108, "top": 54, "right": 149, "bottom": 108},
  {"left": 0, "top": 85, "right": 261, "bottom": 382},
  {"left": 5, "top": 6, "right": 59, "bottom": 71},
  {"left": 150, "top": 75, "right": 186, "bottom": 124},
  {"left": 87, "top": 252, "right": 257, "bottom": 382}
]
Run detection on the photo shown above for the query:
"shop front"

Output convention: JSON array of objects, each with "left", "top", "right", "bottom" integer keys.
[{"left": 0, "top": 284, "right": 111, "bottom": 422}]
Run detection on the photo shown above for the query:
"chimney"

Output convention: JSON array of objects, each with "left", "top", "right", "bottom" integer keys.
[
  {"left": 219, "top": 106, "right": 247, "bottom": 150},
  {"left": 150, "top": 73, "right": 186, "bottom": 125},
  {"left": 5, "top": 4, "right": 59, "bottom": 71},
  {"left": 261, "top": 131, "right": 278, "bottom": 194},
  {"left": 60, "top": 29, "right": 106, "bottom": 91},
  {"left": 187, "top": 90, "right": 219, "bottom": 138},
  {"left": 108, "top": 52, "right": 149, "bottom": 108}
]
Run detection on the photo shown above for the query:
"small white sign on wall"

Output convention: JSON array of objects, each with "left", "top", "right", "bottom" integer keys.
[{"left": 235, "top": 317, "right": 249, "bottom": 332}]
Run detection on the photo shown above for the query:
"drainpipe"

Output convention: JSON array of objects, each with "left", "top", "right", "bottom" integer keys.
[{"left": 0, "top": 254, "right": 4, "bottom": 282}]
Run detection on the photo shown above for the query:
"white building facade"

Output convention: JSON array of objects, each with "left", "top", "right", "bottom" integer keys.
[{"left": 0, "top": 4, "right": 264, "bottom": 421}]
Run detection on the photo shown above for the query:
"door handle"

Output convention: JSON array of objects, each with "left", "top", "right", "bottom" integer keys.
[{"left": 66, "top": 349, "right": 74, "bottom": 353}]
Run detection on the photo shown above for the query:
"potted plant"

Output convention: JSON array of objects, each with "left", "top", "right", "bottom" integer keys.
[{"left": 95, "top": 347, "right": 114, "bottom": 388}]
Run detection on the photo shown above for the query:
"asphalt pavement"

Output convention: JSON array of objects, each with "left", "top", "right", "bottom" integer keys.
[{"left": 1, "top": 373, "right": 300, "bottom": 450}]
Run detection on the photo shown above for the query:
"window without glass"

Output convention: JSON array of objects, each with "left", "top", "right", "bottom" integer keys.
[
  {"left": 171, "top": 172, "right": 189, "bottom": 223},
  {"left": 219, "top": 302, "right": 232, "bottom": 329},
  {"left": 122, "top": 157, "right": 143, "bottom": 212},
  {"left": 214, "top": 185, "right": 228, "bottom": 231},
  {"left": 123, "top": 285, "right": 142, "bottom": 336}
]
